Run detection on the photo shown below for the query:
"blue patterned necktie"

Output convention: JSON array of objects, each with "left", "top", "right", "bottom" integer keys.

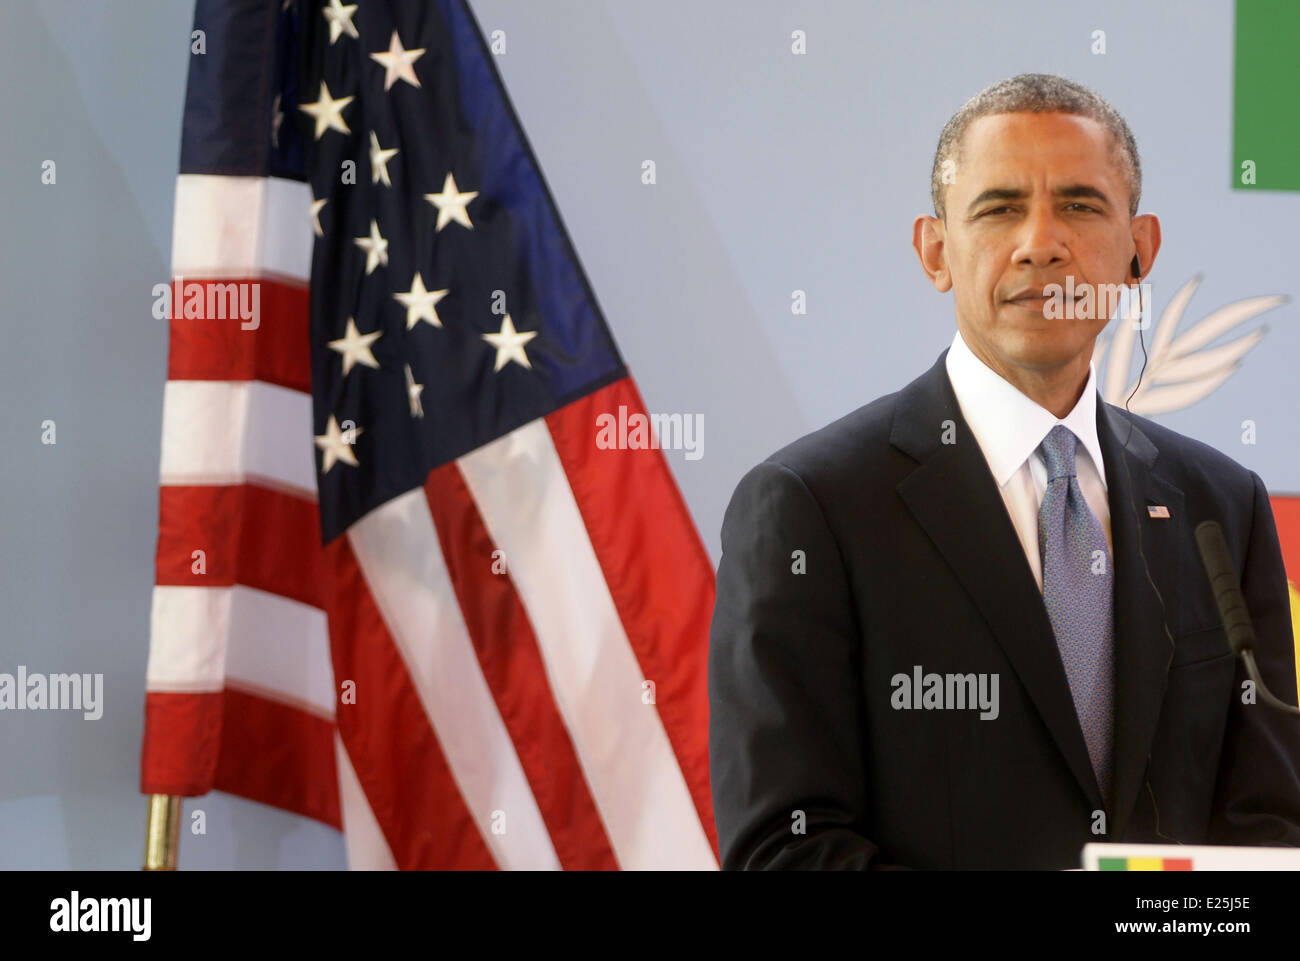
[{"left": 1037, "top": 424, "right": 1115, "bottom": 808}]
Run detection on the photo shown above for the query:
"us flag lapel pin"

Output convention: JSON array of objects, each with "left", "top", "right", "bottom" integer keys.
[{"left": 1147, "top": 505, "right": 1171, "bottom": 519}]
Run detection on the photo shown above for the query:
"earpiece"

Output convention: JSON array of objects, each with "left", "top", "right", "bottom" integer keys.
[{"left": 1116, "top": 245, "right": 1176, "bottom": 837}]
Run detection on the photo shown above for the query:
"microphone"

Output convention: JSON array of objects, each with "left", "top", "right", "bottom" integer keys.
[{"left": 1194, "top": 519, "right": 1300, "bottom": 717}]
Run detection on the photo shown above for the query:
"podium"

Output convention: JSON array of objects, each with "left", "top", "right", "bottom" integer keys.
[{"left": 1082, "top": 842, "right": 1300, "bottom": 870}]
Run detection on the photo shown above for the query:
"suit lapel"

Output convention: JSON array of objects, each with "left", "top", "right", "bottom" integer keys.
[
  {"left": 892, "top": 350, "right": 1104, "bottom": 812},
  {"left": 1095, "top": 398, "right": 1183, "bottom": 839},
  {"left": 890, "top": 350, "right": 1186, "bottom": 833}
]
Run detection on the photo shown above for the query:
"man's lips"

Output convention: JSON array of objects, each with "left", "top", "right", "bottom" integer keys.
[{"left": 1003, "top": 292, "right": 1076, "bottom": 308}]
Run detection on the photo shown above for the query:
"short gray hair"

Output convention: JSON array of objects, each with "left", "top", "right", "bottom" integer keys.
[{"left": 930, "top": 73, "right": 1141, "bottom": 222}]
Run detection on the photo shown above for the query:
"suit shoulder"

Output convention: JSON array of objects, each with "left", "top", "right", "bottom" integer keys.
[
  {"left": 760, "top": 390, "right": 902, "bottom": 485},
  {"left": 729, "top": 353, "right": 948, "bottom": 499},
  {"left": 1111, "top": 404, "right": 1260, "bottom": 495}
]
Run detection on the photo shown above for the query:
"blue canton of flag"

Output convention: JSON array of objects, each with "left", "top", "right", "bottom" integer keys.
[{"left": 294, "top": 0, "right": 625, "bottom": 540}]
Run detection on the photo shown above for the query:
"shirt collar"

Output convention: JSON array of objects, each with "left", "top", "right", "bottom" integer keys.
[{"left": 944, "top": 327, "right": 1108, "bottom": 491}]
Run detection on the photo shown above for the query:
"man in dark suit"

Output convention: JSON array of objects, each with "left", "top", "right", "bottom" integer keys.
[{"left": 708, "top": 73, "right": 1300, "bottom": 869}]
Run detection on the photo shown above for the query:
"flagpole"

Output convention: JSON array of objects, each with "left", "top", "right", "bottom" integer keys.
[{"left": 143, "top": 794, "right": 182, "bottom": 870}]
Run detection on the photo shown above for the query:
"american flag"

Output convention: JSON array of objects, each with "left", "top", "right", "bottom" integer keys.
[{"left": 141, "top": 0, "right": 719, "bottom": 870}]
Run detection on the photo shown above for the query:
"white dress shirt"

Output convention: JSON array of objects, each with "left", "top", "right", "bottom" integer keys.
[{"left": 944, "top": 328, "right": 1112, "bottom": 594}]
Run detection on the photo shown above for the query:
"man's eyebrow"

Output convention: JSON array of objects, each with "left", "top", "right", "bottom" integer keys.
[
  {"left": 1055, "top": 184, "right": 1111, "bottom": 206},
  {"left": 965, "top": 184, "right": 1112, "bottom": 214},
  {"left": 966, "top": 188, "right": 1025, "bottom": 214}
]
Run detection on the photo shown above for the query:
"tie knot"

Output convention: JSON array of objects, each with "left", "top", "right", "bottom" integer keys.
[{"left": 1039, "top": 424, "right": 1078, "bottom": 481}]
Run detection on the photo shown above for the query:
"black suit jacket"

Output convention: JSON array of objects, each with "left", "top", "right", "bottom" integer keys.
[{"left": 708, "top": 348, "right": 1300, "bottom": 869}]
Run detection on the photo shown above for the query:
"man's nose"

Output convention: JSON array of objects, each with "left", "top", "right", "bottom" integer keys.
[{"left": 1014, "top": 205, "right": 1070, "bottom": 267}]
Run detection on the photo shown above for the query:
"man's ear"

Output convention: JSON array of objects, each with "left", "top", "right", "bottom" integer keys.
[
  {"left": 913, "top": 215, "right": 952, "bottom": 293},
  {"left": 1129, "top": 212, "right": 1161, "bottom": 281}
]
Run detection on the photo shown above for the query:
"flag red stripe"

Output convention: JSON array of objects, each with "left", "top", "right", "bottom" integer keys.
[
  {"left": 141, "top": 688, "right": 339, "bottom": 830},
  {"left": 155, "top": 483, "right": 323, "bottom": 608},
  {"left": 545, "top": 378, "right": 720, "bottom": 860},
  {"left": 424, "top": 463, "right": 619, "bottom": 869},
  {"left": 323, "top": 535, "right": 498, "bottom": 869},
  {"left": 214, "top": 686, "right": 341, "bottom": 828},
  {"left": 141, "top": 690, "right": 223, "bottom": 796},
  {"left": 167, "top": 277, "right": 311, "bottom": 394}
]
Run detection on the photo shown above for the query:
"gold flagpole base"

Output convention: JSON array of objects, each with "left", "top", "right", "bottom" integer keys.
[{"left": 143, "top": 794, "right": 182, "bottom": 870}]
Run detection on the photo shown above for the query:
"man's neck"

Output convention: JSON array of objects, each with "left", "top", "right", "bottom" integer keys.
[{"left": 961, "top": 332, "right": 1091, "bottom": 419}]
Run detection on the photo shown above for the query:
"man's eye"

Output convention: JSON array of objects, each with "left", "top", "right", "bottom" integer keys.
[{"left": 979, "top": 203, "right": 1098, "bottom": 216}]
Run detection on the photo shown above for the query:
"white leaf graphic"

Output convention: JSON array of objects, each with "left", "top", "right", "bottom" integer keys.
[{"left": 1092, "top": 275, "right": 1285, "bottom": 415}]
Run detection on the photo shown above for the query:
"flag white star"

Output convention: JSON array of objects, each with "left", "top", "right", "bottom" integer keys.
[
  {"left": 393, "top": 272, "right": 449, "bottom": 330},
  {"left": 405, "top": 364, "right": 425, "bottom": 418},
  {"left": 328, "top": 317, "right": 383, "bottom": 376},
  {"left": 315, "top": 415, "right": 362, "bottom": 473},
  {"left": 299, "top": 80, "right": 353, "bottom": 139},
  {"left": 424, "top": 172, "right": 479, "bottom": 232},
  {"left": 370, "top": 30, "right": 425, "bottom": 91},
  {"left": 353, "top": 218, "right": 389, "bottom": 274},
  {"left": 482, "top": 314, "right": 538, "bottom": 371},
  {"left": 309, "top": 196, "right": 327, "bottom": 237},
  {"left": 322, "top": 0, "right": 359, "bottom": 45},
  {"left": 368, "top": 131, "right": 400, "bottom": 187}
]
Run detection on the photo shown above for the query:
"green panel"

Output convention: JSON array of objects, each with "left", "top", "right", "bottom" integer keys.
[
  {"left": 1097, "top": 857, "right": 1129, "bottom": 871},
  {"left": 1233, "top": 0, "right": 1300, "bottom": 191}
]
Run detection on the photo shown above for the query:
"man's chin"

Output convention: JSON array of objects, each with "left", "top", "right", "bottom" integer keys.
[{"left": 996, "top": 331, "right": 1093, "bottom": 371}]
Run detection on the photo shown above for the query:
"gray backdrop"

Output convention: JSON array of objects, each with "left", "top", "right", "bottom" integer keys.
[{"left": 1, "top": 0, "right": 1294, "bottom": 868}]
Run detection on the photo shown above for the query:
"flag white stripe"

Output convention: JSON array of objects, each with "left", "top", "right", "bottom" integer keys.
[
  {"left": 458, "top": 420, "right": 716, "bottom": 870},
  {"left": 146, "top": 584, "right": 229, "bottom": 691},
  {"left": 335, "top": 733, "right": 399, "bottom": 870},
  {"left": 158, "top": 380, "right": 316, "bottom": 495},
  {"left": 346, "top": 488, "right": 561, "bottom": 870},
  {"left": 147, "top": 584, "right": 334, "bottom": 717},
  {"left": 171, "top": 174, "right": 313, "bottom": 281},
  {"left": 225, "top": 586, "right": 334, "bottom": 716}
]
